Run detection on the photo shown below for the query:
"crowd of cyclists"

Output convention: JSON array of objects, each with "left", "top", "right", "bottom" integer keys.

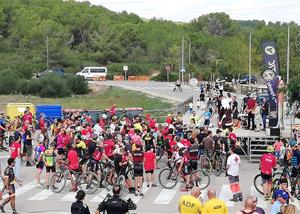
[{"left": 0, "top": 86, "right": 299, "bottom": 214}]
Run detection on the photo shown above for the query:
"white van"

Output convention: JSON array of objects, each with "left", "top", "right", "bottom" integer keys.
[{"left": 76, "top": 67, "right": 107, "bottom": 80}]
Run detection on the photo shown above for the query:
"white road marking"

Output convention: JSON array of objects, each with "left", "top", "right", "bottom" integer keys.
[
  {"left": 218, "top": 184, "right": 234, "bottom": 207},
  {"left": 28, "top": 189, "right": 55, "bottom": 201},
  {"left": 0, "top": 155, "right": 10, "bottom": 159},
  {"left": 153, "top": 183, "right": 181, "bottom": 205},
  {"left": 90, "top": 189, "right": 111, "bottom": 203},
  {"left": 124, "top": 182, "right": 151, "bottom": 204},
  {"left": 60, "top": 192, "right": 77, "bottom": 202},
  {"left": 290, "top": 198, "right": 300, "bottom": 209},
  {"left": 250, "top": 185, "right": 268, "bottom": 208}
]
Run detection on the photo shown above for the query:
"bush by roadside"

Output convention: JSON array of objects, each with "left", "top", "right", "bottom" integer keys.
[{"left": 0, "top": 72, "right": 90, "bottom": 98}]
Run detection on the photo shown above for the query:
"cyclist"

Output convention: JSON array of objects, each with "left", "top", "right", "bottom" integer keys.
[
  {"left": 71, "top": 190, "right": 90, "bottom": 214},
  {"left": 0, "top": 158, "right": 22, "bottom": 214},
  {"left": 113, "top": 147, "right": 135, "bottom": 194},
  {"left": 96, "top": 185, "right": 129, "bottom": 214},
  {"left": 33, "top": 140, "right": 46, "bottom": 188},
  {"left": 290, "top": 143, "right": 300, "bottom": 198},
  {"left": 67, "top": 144, "right": 80, "bottom": 192},
  {"left": 176, "top": 143, "right": 192, "bottom": 191},
  {"left": 260, "top": 146, "right": 277, "bottom": 200},
  {"left": 43, "top": 146, "right": 56, "bottom": 189},
  {"left": 131, "top": 143, "right": 144, "bottom": 196},
  {"left": 144, "top": 145, "right": 157, "bottom": 187}
]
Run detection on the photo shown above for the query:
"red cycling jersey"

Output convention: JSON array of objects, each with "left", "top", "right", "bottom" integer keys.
[
  {"left": 103, "top": 140, "right": 115, "bottom": 158},
  {"left": 260, "top": 153, "right": 276, "bottom": 175}
]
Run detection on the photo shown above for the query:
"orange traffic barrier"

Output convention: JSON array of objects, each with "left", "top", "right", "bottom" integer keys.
[{"left": 113, "top": 75, "right": 125, "bottom": 81}]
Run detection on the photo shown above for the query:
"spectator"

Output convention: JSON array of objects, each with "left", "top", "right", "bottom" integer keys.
[
  {"left": 71, "top": 190, "right": 90, "bottom": 214},
  {"left": 23, "top": 125, "right": 34, "bottom": 166},
  {"left": 235, "top": 197, "right": 258, "bottom": 214},
  {"left": 178, "top": 186, "right": 202, "bottom": 214},
  {"left": 202, "top": 188, "right": 228, "bottom": 214},
  {"left": 246, "top": 94, "right": 257, "bottom": 130},
  {"left": 280, "top": 204, "right": 297, "bottom": 214},
  {"left": 144, "top": 145, "right": 156, "bottom": 187},
  {"left": 260, "top": 98, "right": 269, "bottom": 130},
  {"left": 270, "top": 190, "right": 288, "bottom": 214},
  {"left": 188, "top": 102, "right": 193, "bottom": 114},
  {"left": 271, "top": 179, "right": 294, "bottom": 205},
  {"left": 251, "top": 196, "right": 265, "bottom": 214}
]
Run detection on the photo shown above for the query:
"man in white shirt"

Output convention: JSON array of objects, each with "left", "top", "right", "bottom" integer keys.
[{"left": 227, "top": 146, "right": 243, "bottom": 202}]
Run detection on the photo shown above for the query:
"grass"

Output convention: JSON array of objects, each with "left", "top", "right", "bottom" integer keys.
[{"left": 0, "top": 86, "right": 173, "bottom": 111}]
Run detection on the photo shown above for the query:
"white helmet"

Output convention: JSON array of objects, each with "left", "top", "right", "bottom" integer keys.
[{"left": 101, "top": 114, "right": 107, "bottom": 119}]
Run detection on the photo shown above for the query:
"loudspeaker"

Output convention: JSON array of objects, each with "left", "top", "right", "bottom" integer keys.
[
  {"left": 266, "top": 127, "right": 280, "bottom": 136},
  {"left": 267, "top": 116, "right": 278, "bottom": 127}
]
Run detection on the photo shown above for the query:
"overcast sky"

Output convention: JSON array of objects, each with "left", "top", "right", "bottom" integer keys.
[{"left": 77, "top": 0, "right": 300, "bottom": 23}]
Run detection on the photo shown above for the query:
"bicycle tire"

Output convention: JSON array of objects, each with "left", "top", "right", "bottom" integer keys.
[
  {"left": 116, "top": 175, "right": 126, "bottom": 194},
  {"left": 78, "top": 171, "right": 99, "bottom": 194},
  {"left": 214, "top": 156, "right": 224, "bottom": 176},
  {"left": 50, "top": 171, "right": 66, "bottom": 193},
  {"left": 190, "top": 169, "right": 210, "bottom": 190},
  {"left": 158, "top": 168, "right": 178, "bottom": 189},
  {"left": 104, "top": 168, "right": 117, "bottom": 191},
  {"left": 200, "top": 157, "right": 212, "bottom": 175},
  {"left": 253, "top": 174, "right": 264, "bottom": 195}
]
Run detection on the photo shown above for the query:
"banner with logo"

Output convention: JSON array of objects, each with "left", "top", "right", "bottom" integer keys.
[{"left": 262, "top": 41, "right": 279, "bottom": 112}]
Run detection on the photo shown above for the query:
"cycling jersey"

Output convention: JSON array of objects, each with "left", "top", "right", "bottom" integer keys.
[
  {"left": 181, "top": 139, "right": 191, "bottom": 148},
  {"left": 179, "top": 195, "right": 202, "bottom": 214},
  {"left": 93, "top": 149, "right": 103, "bottom": 161},
  {"left": 68, "top": 149, "right": 79, "bottom": 170},
  {"left": 44, "top": 148, "right": 55, "bottom": 167},
  {"left": 202, "top": 198, "right": 228, "bottom": 214},
  {"left": 188, "top": 145, "right": 199, "bottom": 160},
  {"left": 132, "top": 150, "right": 144, "bottom": 165},
  {"left": 103, "top": 140, "right": 115, "bottom": 158},
  {"left": 260, "top": 153, "right": 276, "bottom": 175},
  {"left": 144, "top": 150, "right": 156, "bottom": 171}
]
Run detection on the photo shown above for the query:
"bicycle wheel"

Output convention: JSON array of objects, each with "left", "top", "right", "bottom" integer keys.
[
  {"left": 191, "top": 170, "right": 210, "bottom": 190},
  {"left": 78, "top": 172, "right": 99, "bottom": 194},
  {"left": 104, "top": 168, "right": 117, "bottom": 191},
  {"left": 214, "top": 156, "right": 224, "bottom": 176},
  {"left": 253, "top": 174, "right": 264, "bottom": 195},
  {"left": 116, "top": 175, "right": 126, "bottom": 194},
  {"left": 200, "top": 157, "right": 212, "bottom": 175},
  {"left": 50, "top": 171, "right": 66, "bottom": 193},
  {"left": 158, "top": 168, "right": 178, "bottom": 189}
]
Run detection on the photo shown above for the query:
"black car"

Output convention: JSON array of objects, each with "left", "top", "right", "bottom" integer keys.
[{"left": 239, "top": 75, "right": 257, "bottom": 84}]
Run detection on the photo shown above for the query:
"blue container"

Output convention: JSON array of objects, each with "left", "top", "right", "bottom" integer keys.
[{"left": 36, "top": 105, "right": 62, "bottom": 121}]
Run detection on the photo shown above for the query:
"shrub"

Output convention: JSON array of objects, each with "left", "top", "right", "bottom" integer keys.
[
  {"left": 151, "top": 71, "right": 178, "bottom": 81},
  {"left": 65, "top": 74, "right": 90, "bottom": 95},
  {"left": 0, "top": 70, "right": 18, "bottom": 94}
]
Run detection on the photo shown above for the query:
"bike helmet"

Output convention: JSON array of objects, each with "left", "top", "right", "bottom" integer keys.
[
  {"left": 267, "top": 146, "right": 274, "bottom": 153},
  {"left": 101, "top": 114, "right": 107, "bottom": 120}
]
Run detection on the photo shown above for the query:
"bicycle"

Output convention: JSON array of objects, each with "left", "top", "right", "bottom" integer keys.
[
  {"left": 104, "top": 162, "right": 135, "bottom": 194},
  {"left": 158, "top": 159, "right": 210, "bottom": 190},
  {"left": 200, "top": 150, "right": 226, "bottom": 176},
  {"left": 50, "top": 163, "right": 99, "bottom": 194},
  {"left": 253, "top": 171, "right": 282, "bottom": 195}
]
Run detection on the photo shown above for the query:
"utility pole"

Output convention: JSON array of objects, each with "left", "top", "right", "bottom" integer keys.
[
  {"left": 46, "top": 36, "right": 49, "bottom": 69},
  {"left": 188, "top": 39, "right": 191, "bottom": 80},
  {"left": 248, "top": 33, "right": 252, "bottom": 85},
  {"left": 181, "top": 36, "right": 185, "bottom": 83},
  {"left": 287, "top": 25, "right": 290, "bottom": 85}
]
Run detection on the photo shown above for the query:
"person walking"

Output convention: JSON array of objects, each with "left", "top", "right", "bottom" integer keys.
[
  {"left": 9, "top": 137, "right": 22, "bottom": 181},
  {"left": 202, "top": 188, "right": 228, "bottom": 214},
  {"left": 227, "top": 146, "right": 243, "bottom": 202},
  {"left": 0, "top": 158, "right": 22, "bottom": 214},
  {"left": 178, "top": 186, "right": 202, "bottom": 214},
  {"left": 71, "top": 190, "right": 90, "bottom": 214}
]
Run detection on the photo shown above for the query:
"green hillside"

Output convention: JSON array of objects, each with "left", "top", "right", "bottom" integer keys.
[{"left": 0, "top": 0, "right": 299, "bottom": 82}]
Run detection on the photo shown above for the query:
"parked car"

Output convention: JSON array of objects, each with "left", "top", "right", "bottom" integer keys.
[
  {"left": 33, "top": 67, "right": 65, "bottom": 78},
  {"left": 75, "top": 66, "right": 107, "bottom": 80},
  {"left": 239, "top": 75, "right": 257, "bottom": 84}
]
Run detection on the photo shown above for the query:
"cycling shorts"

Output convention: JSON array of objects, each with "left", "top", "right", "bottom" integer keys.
[
  {"left": 182, "top": 163, "right": 191, "bottom": 176},
  {"left": 46, "top": 166, "right": 56, "bottom": 173},
  {"left": 261, "top": 173, "right": 272, "bottom": 183},
  {"left": 189, "top": 160, "right": 198, "bottom": 171},
  {"left": 133, "top": 164, "right": 143, "bottom": 177}
]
